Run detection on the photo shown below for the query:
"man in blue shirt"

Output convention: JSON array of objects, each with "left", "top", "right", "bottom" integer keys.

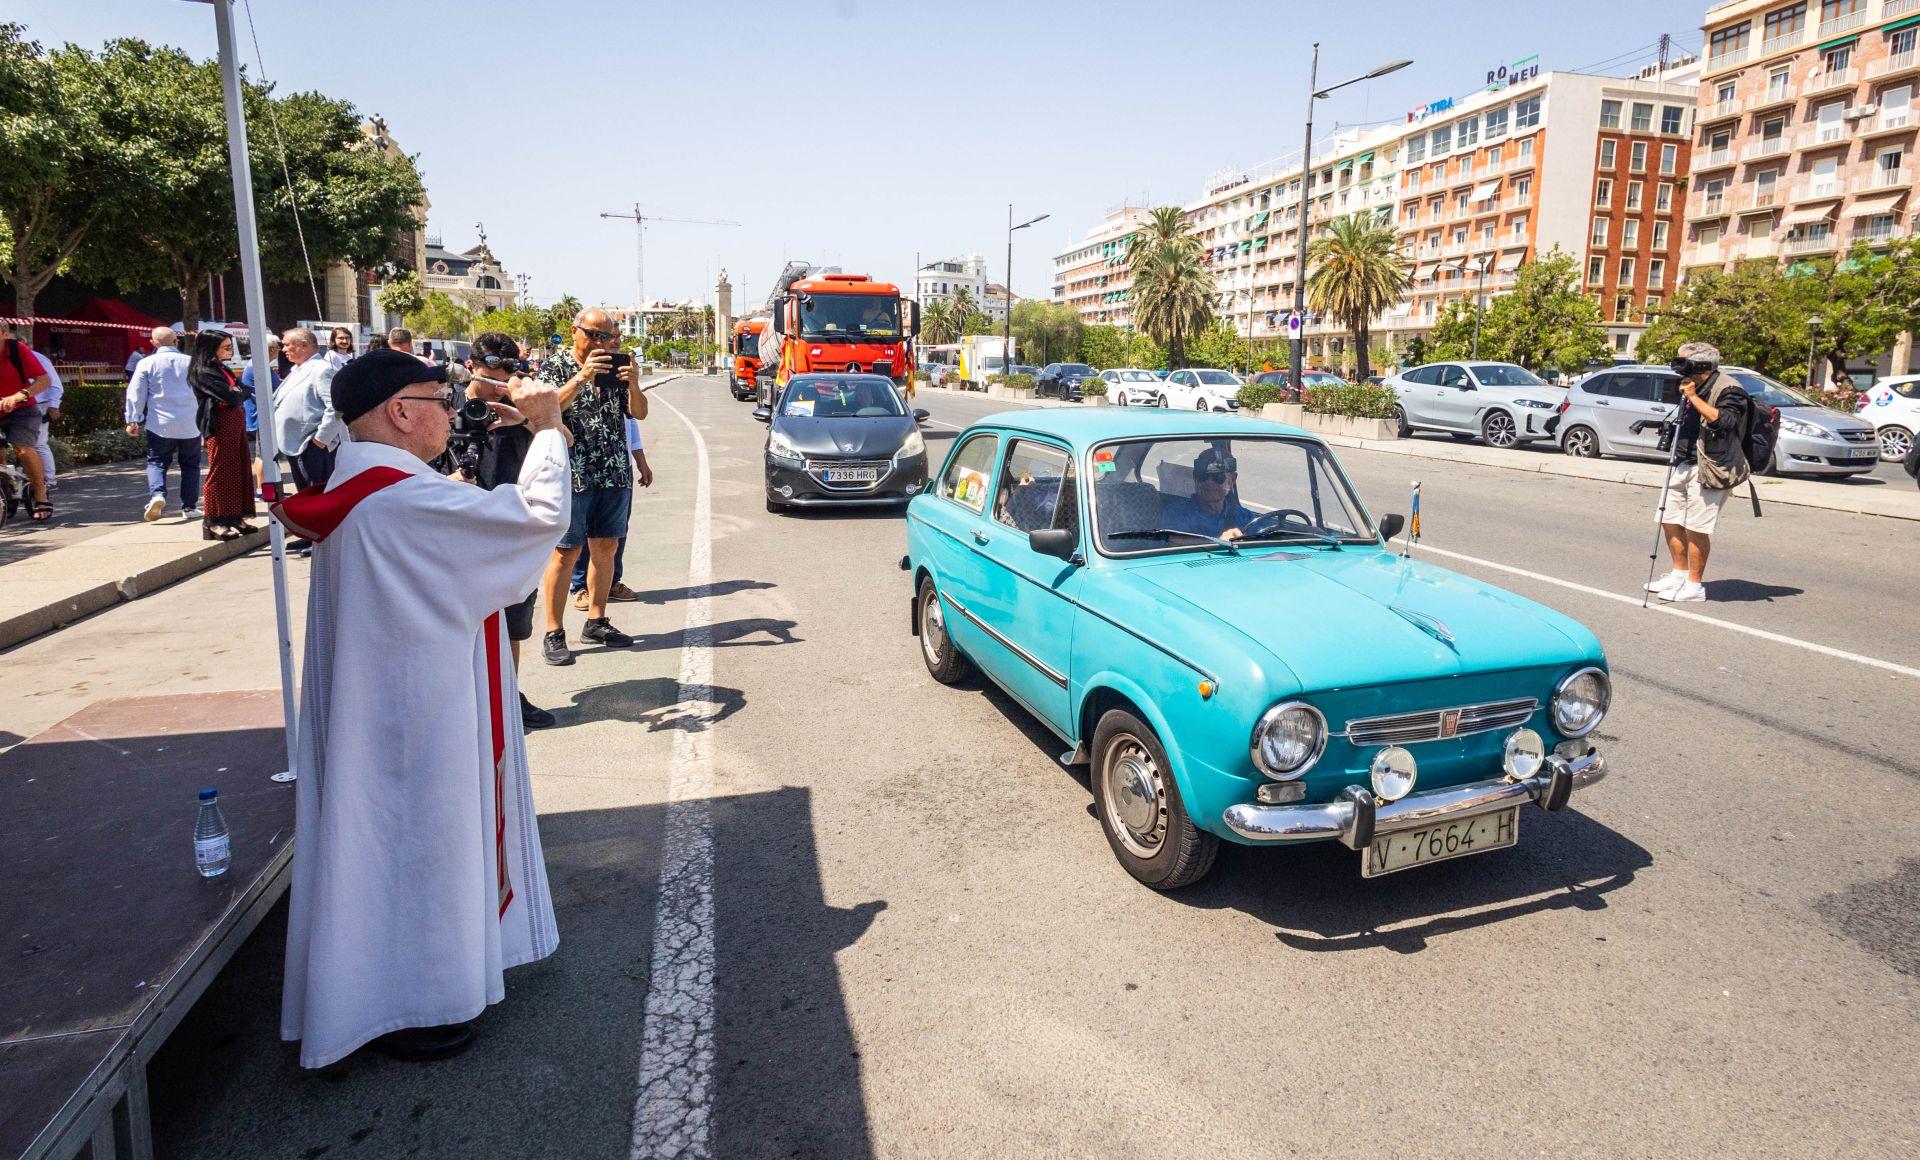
[
  {"left": 1161, "top": 446, "right": 1253, "bottom": 540},
  {"left": 124, "top": 326, "right": 201, "bottom": 522}
]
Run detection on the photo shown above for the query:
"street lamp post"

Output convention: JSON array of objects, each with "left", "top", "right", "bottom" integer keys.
[
  {"left": 1806, "top": 315, "right": 1824, "bottom": 390},
  {"left": 1471, "top": 254, "right": 1492, "bottom": 359},
  {"left": 1289, "top": 49, "right": 1413, "bottom": 390},
  {"left": 1007, "top": 206, "right": 1049, "bottom": 380}
]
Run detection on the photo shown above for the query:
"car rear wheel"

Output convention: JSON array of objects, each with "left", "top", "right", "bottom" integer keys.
[
  {"left": 1195, "top": 398, "right": 1208, "bottom": 411},
  {"left": 1156, "top": 394, "right": 1169, "bottom": 408},
  {"left": 1391, "top": 405, "right": 1412, "bottom": 438},
  {"left": 1481, "top": 410, "right": 1519, "bottom": 448},
  {"left": 1091, "top": 709, "right": 1217, "bottom": 890},
  {"left": 1561, "top": 424, "right": 1599, "bottom": 458},
  {"left": 917, "top": 576, "right": 973, "bottom": 685},
  {"left": 1880, "top": 425, "right": 1914, "bottom": 461}
]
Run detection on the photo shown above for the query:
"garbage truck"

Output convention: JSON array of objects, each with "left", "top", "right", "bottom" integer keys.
[
  {"left": 730, "top": 317, "right": 768, "bottom": 401},
  {"left": 763, "top": 261, "right": 918, "bottom": 398}
]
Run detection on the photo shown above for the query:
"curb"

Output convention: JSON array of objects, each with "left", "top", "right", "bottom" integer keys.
[{"left": 0, "top": 529, "right": 266, "bottom": 651}]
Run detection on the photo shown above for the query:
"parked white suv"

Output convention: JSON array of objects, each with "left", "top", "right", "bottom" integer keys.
[
  {"left": 1384, "top": 361, "right": 1564, "bottom": 448},
  {"left": 1859, "top": 376, "right": 1920, "bottom": 461},
  {"left": 1158, "top": 368, "right": 1243, "bottom": 411},
  {"left": 1100, "top": 368, "right": 1164, "bottom": 407}
]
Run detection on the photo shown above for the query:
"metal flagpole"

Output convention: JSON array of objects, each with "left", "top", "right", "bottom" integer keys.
[{"left": 200, "top": 0, "right": 299, "bottom": 778}]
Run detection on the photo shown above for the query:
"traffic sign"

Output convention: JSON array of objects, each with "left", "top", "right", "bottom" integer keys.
[{"left": 1286, "top": 310, "right": 1303, "bottom": 340}]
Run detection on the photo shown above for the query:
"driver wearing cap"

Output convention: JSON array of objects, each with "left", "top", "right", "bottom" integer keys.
[{"left": 1163, "top": 446, "right": 1255, "bottom": 539}]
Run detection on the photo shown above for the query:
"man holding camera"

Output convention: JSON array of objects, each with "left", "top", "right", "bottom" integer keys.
[
  {"left": 1647, "top": 341, "right": 1749, "bottom": 603},
  {"left": 537, "top": 307, "right": 648, "bottom": 665},
  {"left": 270, "top": 347, "right": 568, "bottom": 1067}
]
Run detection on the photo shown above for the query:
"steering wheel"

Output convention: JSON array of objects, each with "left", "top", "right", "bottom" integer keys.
[{"left": 1240, "top": 509, "right": 1317, "bottom": 539}]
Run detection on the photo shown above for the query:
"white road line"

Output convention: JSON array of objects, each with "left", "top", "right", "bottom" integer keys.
[
  {"left": 1417, "top": 542, "right": 1920, "bottom": 681},
  {"left": 630, "top": 392, "right": 716, "bottom": 1159}
]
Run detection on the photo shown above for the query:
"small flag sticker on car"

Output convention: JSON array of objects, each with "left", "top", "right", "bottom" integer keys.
[{"left": 1094, "top": 449, "right": 1116, "bottom": 475}]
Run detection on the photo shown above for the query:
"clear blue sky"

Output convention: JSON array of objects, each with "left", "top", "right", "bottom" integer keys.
[{"left": 29, "top": 0, "right": 1701, "bottom": 313}]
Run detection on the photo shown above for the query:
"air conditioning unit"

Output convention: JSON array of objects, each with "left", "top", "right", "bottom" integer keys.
[{"left": 1845, "top": 104, "right": 1878, "bottom": 119}]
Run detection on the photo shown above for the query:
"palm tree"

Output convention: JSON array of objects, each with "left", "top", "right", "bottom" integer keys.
[
  {"left": 1125, "top": 205, "right": 1189, "bottom": 280},
  {"left": 1306, "top": 213, "right": 1410, "bottom": 382},
  {"left": 947, "top": 286, "right": 977, "bottom": 329},
  {"left": 920, "top": 297, "right": 959, "bottom": 345},
  {"left": 1133, "top": 241, "right": 1215, "bottom": 369}
]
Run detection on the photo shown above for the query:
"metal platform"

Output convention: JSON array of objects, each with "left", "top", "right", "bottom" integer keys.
[{"left": 0, "top": 691, "right": 293, "bottom": 1160}]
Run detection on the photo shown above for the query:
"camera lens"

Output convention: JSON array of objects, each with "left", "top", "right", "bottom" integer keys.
[{"left": 458, "top": 397, "right": 492, "bottom": 424}]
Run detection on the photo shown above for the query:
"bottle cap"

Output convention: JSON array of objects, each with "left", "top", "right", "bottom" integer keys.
[{"left": 199, "top": 787, "right": 217, "bottom": 801}]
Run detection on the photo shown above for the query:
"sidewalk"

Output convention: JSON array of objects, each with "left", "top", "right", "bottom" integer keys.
[
  {"left": 914, "top": 385, "right": 1920, "bottom": 522},
  {"left": 1, "top": 374, "right": 687, "bottom": 652}
]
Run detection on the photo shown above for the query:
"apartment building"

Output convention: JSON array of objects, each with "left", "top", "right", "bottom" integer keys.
[
  {"left": 1389, "top": 67, "right": 1698, "bottom": 357},
  {"left": 1684, "top": 0, "right": 1919, "bottom": 277},
  {"left": 916, "top": 255, "right": 988, "bottom": 311},
  {"left": 1052, "top": 205, "right": 1153, "bottom": 328}
]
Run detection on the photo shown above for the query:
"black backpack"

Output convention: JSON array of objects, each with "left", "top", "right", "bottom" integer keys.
[{"left": 1743, "top": 394, "right": 1781, "bottom": 474}]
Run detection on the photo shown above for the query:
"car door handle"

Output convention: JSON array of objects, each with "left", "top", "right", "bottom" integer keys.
[
  {"left": 1594, "top": 399, "right": 1610, "bottom": 406},
  {"left": 972, "top": 530, "right": 989, "bottom": 545}
]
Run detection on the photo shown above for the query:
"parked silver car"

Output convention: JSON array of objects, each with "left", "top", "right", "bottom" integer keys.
[
  {"left": 1384, "top": 361, "right": 1564, "bottom": 448},
  {"left": 1553, "top": 364, "right": 1880, "bottom": 477}
]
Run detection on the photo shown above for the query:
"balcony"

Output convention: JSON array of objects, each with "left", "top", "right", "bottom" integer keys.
[
  {"left": 1801, "top": 67, "right": 1860, "bottom": 99},
  {"left": 1815, "top": 12, "right": 1869, "bottom": 41},
  {"left": 1740, "top": 136, "right": 1793, "bottom": 162},
  {"left": 1854, "top": 223, "right": 1912, "bottom": 247},
  {"left": 1867, "top": 49, "right": 1920, "bottom": 82},
  {"left": 1695, "top": 145, "right": 1738, "bottom": 170},
  {"left": 1859, "top": 108, "right": 1916, "bottom": 138},
  {"left": 1783, "top": 232, "right": 1838, "bottom": 255},
  {"left": 1688, "top": 238, "right": 1731, "bottom": 264},
  {"left": 1740, "top": 187, "right": 1784, "bottom": 213},
  {"left": 1789, "top": 178, "right": 1846, "bottom": 202},
  {"left": 1687, "top": 192, "right": 1731, "bottom": 219},
  {"left": 1854, "top": 166, "right": 1912, "bottom": 192},
  {"left": 1699, "top": 97, "right": 1742, "bottom": 123},
  {"left": 1758, "top": 30, "right": 1804, "bottom": 60},
  {"left": 1747, "top": 85, "right": 1800, "bottom": 114},
  {"left": 1706, "top": 45, "right": 1752, "bottom": 75},
  {"left": 1890, "top": 0, "right": 1920, "bottom": 18}
]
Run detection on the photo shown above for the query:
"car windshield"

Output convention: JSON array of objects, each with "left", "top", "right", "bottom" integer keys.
[
  {"left": 1090, "top": 436, "right": 1375, "bottom": 555},
  {"left": 1726, "top": 370, "right": 1815, "bottom": 407},
  {"left": 1470, "top": 363, "right": 1550, "bottom": 387},
  {"left": 1305, "top": 373, "right": 1346, "bottom": 387},
  {"left": 1194, "top": 370, "right": 1243, "bottom": 386},
  {"left": 1057, "top": 364, "right": 1093, "bottom": 375},
  {"left": 799, "top": 293, "right": 901, "bottom": 338},
  {"left": 780, "top": 378, "right": 904, "bottom": 418},
  {"left": 734, "top": 332, "right": 759, "bottom": 356},
  {"left": 1121, "top": 370, "right": 1158, "bottom": 381}
]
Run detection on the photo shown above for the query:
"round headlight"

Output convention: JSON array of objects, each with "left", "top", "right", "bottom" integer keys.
[
  {"left": 1369, "top": 746, "right": 1418, "bottom": 802},
  {"left": 1502, "top": 727, "right": 1546, "bottom": 780},
  {"left": 1551, "top": 667, "right": 1610, "bottom": 738},
  {"left": 1250, "top": 702, "right": 1326, "bottom": 780}
]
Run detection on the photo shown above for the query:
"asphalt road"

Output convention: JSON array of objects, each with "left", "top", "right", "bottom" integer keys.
[{"left": 9, "top": 375, "right": 1914, "bottom": 1158}]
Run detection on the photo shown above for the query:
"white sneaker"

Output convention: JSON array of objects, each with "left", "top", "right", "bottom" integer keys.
[
  {"left": 142, "top": 496, "right": 165, "bottom": 522},
  {"left": 1644, "top": 570, "right": 1687, "bottom": 594},
  {"left": 1662, "top": 581, "right": 1706, "bottom": 602}
]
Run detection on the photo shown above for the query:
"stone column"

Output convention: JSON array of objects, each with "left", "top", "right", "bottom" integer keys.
[
  {"left": 713, "top": 270, "right": 733, "bottom": 376},
  {"left": 1893, "top": 330, "right": 1913, "bottom": 377}
]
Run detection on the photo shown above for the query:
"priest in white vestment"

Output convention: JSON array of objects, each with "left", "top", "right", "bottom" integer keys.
[{"left": 271, "top": 348, "right": 570, "bottom": 1067}]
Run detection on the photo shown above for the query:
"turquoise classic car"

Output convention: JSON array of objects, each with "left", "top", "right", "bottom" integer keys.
[{"left": 902, "top": 409, "right": 1610, "bottom": 889}]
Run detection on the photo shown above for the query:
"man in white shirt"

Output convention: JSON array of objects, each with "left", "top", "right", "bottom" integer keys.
[
  {"left": 276, "top": 327, "right": 344, "bottom": 492},
  {"left": 29, "top": 348, "right": 62, "bottom": 491},
  {"left": 124, "top": 326, "right": 201, "bottom": 522}
]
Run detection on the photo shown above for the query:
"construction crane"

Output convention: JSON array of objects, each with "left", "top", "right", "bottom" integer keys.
[{"left": 597, "top": 204, "right": 740, "bottom": 339}]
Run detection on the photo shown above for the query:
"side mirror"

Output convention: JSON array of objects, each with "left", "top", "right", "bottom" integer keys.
[
  {"left": 1029, "top": 527, "right": 1079, "bottom": 563},
  {"left": 1378, "top": 513, "right": 1405, "bottom": 541},
  {"left": 912, "top": 408, "right": 930, "bottom": 423},
  {"left": 908, "top": 299, "right": 921, "bottom": 337},
  {"left": 770, "top": 298, "right": 787, "bottom": 336},
  {"left": 752, "top": 406, "right": 772, "bottom": 423}
]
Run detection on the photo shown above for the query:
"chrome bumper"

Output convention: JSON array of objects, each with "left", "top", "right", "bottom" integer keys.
[{"left": 1222, "top": 749, "right": 1607, "bottom": 848}]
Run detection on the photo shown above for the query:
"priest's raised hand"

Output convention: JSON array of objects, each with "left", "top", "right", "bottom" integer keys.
[{"left": 269, "top": 348, "right": 570, "bottom": 1068}]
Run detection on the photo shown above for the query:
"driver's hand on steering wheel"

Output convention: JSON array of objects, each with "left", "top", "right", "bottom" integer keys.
[{"left": 1221, "top": 528, "right": 1245, "bottom": 542}]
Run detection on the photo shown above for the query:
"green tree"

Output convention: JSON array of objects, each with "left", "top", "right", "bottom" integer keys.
[
  {"left": 1783, "top": 240, "right": 1920, "bottom": 386},
  {"left": 1125, "top": 205, "right": 1188, "bottom": 281},
  {"left": 473, "top": 303, "right": 552, "bottom": 348},
  {"left": 919, "top": 297, "right": 959, "bottom": 345},
  {"left": 1186, "top": 321, "right": 1248, "bottom": 370},
  {"left": 545, "top": 293, "right": 583, "bottom": 336},
  {"left": 406, "top": 291, "right": 472, "bottom": 340},
  {"left": 375, "top": 268, "right": 425, "bottom": 319},
  {"left": 1131, "top": 211, "right": 1215, "bottom": 368},
  {"left": 1081, "top": 324, "right": 1126, "bottom": 368},
  {"left": 1306, "top": 213, "right": 1410, "bottom": 382},
  {"left": 1478, "top": 247, "right": 1607, "bottom": 373},
  {"left": 0, "top": 24, "right": 110, "bottom": 319},
  {"left": 1011, "top": 300, "right": 1084, "bottom": 365},
  {"left": 948, "top": 286, "right": 976, "bottom": 326},
  {"left": 960, "top": 309, "right": 1000, "bottom": 337},
  {"left": 1425, "top": 299, "right": 1482, "bottom": 362},
  {"left": 1402, "top": 334, "right": 1429, "bottom": 367},
  {"left": 1638, "top": 260, "right": 1806, "bottom": 380}
]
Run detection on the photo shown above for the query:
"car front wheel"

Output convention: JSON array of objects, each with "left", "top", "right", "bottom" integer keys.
[
  {"left": 1391, "top": 405, "right": 1412, "bottom": 438},
  {"left": 917, "top": 576, "right": 973, "bottom": 685},
  {"left": 1091, "top": 708, "right": 1218, "bottom": 890},
  {"left": 1880, "top": 425, "right": 1914, "bottom": 461},
  {"left": 1157, "top": 393, "right": 1169, "bottom": 408},
  {"left": 1481, "top": 410, "right": 1519, "bottom": 448},
  {"left": 1561, "top": 424, "right": 1599, "bottom": 458}
]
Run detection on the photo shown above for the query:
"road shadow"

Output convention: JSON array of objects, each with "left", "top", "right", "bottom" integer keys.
[
  {"left": 0, "top": 461, "right": 149, "bottom": 567},
  {"left": 712, "top": 785, "right": 884, "bottom": 1159},
  {"left": 1813, "top": 855, "right": 1920, "bottom": 979},
  {"left": 774, "top": 506, "right": 909, "bottom": 523},
  {"left": 558, "top": 676, "right": 748, "bottom": 734},
  {"left": 629, "top": 617, "right": 802, "bottom": 654},
  {"left": 622, "top": 579, "right": 777, "bottom": 605},
  {"left": 147, "top": 788, "right": 880, "bottom": 1159},
  {"left": 1705, "top": 578, "right": 1803, "bottom": 602}
]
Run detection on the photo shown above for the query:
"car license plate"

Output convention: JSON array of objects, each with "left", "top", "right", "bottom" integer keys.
[
  {"left": 1849, "top": 446, "right": 1879, "bottom": 459},
  {"left": 1363, "top": 807, "right": 1518, "bottom": 877},
  {"left": 824, "top": 467, "right": 879, "bottom": 482}
]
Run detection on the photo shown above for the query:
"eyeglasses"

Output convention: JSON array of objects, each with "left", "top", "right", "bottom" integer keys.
[
  {"left": 1197, "top": 470, "right": 1235, "bottom": 484},
  {"left": 396, "top": 392, "right": 455, "bottom": 410},
  {"left": 479, "top": 355, "right": 531, "bottom": 372},
  {"left": 574, "top": 324, "right": 618, "bottom": 343}
]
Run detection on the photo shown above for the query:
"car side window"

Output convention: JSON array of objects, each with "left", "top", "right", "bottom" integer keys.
[
  {"left": 1611, "top": 374, "right": 1657, "bottom": 402},
  {"left": 1402, "top": 367, "right": 1432, "bottom": 385},
  {"left": 1582, "top": 375, "right": 1616, "bottom": 398},
  {"left": 939, "top": 433, "right": 998, "bottom": 515},
  {"left": 1895, "top": 382, "right": 1920, "bottom": 399},
  {"left": 993, "top": 440, "right": 1079, "bottom": 540},
  {"left": 1653, "top": 374, "right": 1683, "bottom": 406},
  {"left": 1436, "top": 365, "right": 1467, "bottom": 388}
]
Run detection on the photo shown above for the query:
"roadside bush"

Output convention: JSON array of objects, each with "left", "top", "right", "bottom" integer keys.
[
  {"left": 76, "top": 428, "right": 144, "bottom": 464},
  {"left": 47, "top": 436, "right": 76, "bottom": 473},
  {"left": 1812, "top": 387, "right": 1864, "bottom": 413},
  {"left": 1237, "top": 383, "right": 1285, "bottom": 410},
  {"left": 1303, "top": 383, "right": 1397, "bottom": 419},
  {"left": 50, "top": 383, "right": 125, "bottom": 439},
  {"left": 1079, "top": 377, "right": 1108, "bottom": 397},
  {"left": 1005, "top": 373, "right": 1037, "bottom": 392},
  {"left": 911, "top": 369, "right": 932, "bottom": 383}
]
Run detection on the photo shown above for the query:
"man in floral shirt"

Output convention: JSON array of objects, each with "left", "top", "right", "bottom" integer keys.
[{"left": 536, "top": 308, "right": 649, "bottom": 665}]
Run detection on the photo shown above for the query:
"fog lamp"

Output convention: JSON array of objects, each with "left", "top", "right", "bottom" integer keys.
[
  {"left": 776, "top": 484, "right": 794, "bottom": 498},
  {"left": 1369, "top": 746, "right": 1417, "bottom": 802},
  {"left": 1502, "top": 728, "right": 1546, "bottom": 780}
]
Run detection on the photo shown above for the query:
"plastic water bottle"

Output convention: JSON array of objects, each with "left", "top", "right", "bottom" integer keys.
[{"left": 195, "top": 788, "right": 231, "bottom": 877}]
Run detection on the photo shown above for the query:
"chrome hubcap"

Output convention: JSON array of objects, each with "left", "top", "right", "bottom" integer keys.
[
  {"left": 1103, "top": 736, "right": 1165, "bottom": 857},
  {"left": 1486, "top": 414, "right": 1516, "bottom": 447},
  {"left": 920, "top": 591, "right": 946, "bottom": 665},
  {"left": 1567, "top": 428, "right": 1594, "bottom": 456},
  {"left": 1882, "top": 428, "right": 1913, "bottom": 459}
]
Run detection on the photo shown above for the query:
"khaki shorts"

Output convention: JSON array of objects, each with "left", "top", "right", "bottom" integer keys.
[{"left": 1659, "top": 462, "right": 1728, "bottom": 534}]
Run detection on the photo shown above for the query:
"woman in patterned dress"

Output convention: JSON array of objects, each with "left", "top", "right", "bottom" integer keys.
[{"left": 187, "top": 330, "right": 257, "bottom": 541}]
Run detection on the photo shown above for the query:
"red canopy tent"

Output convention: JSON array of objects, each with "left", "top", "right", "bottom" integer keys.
[{"left": 5, "top": 298, "right": 165, "bottom": 366}]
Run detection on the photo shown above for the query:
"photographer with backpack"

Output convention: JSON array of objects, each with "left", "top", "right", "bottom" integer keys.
[{"left": 1645, "top": 342, "right": 1755, "bottom": 603}]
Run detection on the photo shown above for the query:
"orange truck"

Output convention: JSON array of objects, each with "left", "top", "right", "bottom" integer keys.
[
  {"left": 766, "top": 265, "right": 919, "bottom": 398},
  {"left": 730, "top": 317, "right": 768, "bottom": 400}
]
